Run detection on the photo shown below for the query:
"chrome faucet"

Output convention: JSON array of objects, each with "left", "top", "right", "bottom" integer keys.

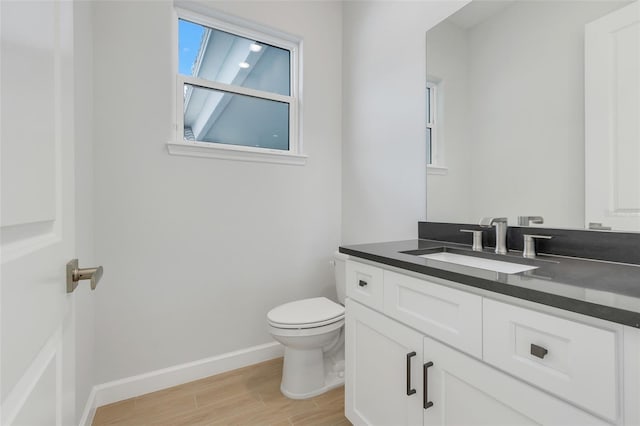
[{"left": 479, "top": 217, "right": 508, "bottom": 255}]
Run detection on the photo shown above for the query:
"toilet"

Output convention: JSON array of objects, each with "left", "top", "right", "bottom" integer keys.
[{"left": 267, "top": 252, "right": 349, "bottom": 399}]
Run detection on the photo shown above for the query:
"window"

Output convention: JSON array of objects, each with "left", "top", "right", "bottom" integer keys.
[
  {"left": 426, "top": 80, "right": 447, "bottom": 174},
  {"left": 168, "top": 7, "right": 305, "bottom": 165},
  {"left": 426, "top": 81, "right": 437, "bottom": 165}
]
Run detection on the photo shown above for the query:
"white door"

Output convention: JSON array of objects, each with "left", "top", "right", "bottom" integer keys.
[
  {"left": 1, "top": 1, "right": 77, "bottom": 424},
  {"left": 345, "top": 299, "right": 423, "bottom": 426},
  {"left": 585, "top": 1, "right": 640, "bottom": 232}
]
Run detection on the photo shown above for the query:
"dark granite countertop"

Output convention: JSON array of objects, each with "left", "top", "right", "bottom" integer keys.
[{"left": 339, "top": 239, "right": 640, "bottom": 328}]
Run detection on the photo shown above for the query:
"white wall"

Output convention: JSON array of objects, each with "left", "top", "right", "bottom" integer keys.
[
  {"left": 425, "top": 20, "right": 473, "bottom": 224},
  {"left": 92, "top": 0, "right": 342, "bottom": 383},
  {"left": 341, "top": 1, "right": 469, "bottom": 244},
  {"left": 73, "top": 1, "right": 96, "bottom": 421}
]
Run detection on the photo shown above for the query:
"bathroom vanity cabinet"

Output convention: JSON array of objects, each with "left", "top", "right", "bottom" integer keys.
[{"left": 344, "top": 258, "right": 640, "bottom": 426}]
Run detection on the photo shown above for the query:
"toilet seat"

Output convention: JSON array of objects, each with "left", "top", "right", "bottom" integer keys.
[
  {"left": 267, "top": 297, "right": 345, "bottom": 329},
  {"left": 268, "top": 318, "right": 344, "bottom": 337}
]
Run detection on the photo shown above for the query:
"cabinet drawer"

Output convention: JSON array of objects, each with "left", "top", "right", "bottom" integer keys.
[
  {"left": 383, "top": 270, "right": 482, "bottom": 358},
  {"left": 483, "top": 298, "right": 619, "bottom": 422},
  {"left": 346, "top": 260, "right": 384, "bottom": 310}
]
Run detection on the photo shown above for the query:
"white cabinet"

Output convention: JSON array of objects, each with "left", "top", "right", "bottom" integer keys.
[
  {"left": 483, "top": 298, "right": 619, "bottom": 422},
  {"left": 346, "top": 260, "right": 384, "bottom": 311},
  {"left": 345, "top": 299, "right": 423, "bottom": 425},
  {"left": 346, "top": 299, "right": 607, "bottom": 426},
  {"left": 344, "top": 259, "right": 627, "bottom": 426},
  {"left": 423, "top": 334, "right": 607, "bottom": 426},
  {"left": 384, "top": 270, "right": 483, "bottom": 358}
]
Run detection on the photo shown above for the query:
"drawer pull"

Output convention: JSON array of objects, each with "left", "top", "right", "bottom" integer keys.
[
  {"left": 358, "top": 280, "right": 368, "bottom": 287},
  {"left": 406, "top": 352, "right": 417, "bottom": 396},
  {"left": 423, "top": 361, "right": 434, "bottom": 409},
  {"left": 530, "top": 343, "right": 548, "bottom": 359}
]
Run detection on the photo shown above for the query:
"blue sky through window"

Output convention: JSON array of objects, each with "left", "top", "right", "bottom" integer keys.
[{"left": 178, "top": 19, "right": 204, "bottom": 76}]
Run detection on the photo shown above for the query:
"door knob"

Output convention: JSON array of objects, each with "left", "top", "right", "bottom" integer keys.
[{"left": 66, "top": 259, "right": 103, "bottom": 293}]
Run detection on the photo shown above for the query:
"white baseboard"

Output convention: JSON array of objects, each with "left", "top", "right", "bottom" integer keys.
[
  {"left": 79, "top": 341, "right": 283, "bottom": 426},
  {"left": 79, "top": 387, "right": 97, "bottom": 426}
]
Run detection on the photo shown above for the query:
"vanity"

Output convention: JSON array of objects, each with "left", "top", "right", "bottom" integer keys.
[{"left": 339, "top": 231, "right": 640, "bottom": 426}]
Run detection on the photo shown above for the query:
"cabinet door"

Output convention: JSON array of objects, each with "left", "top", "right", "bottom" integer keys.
[
  {"left": 422, "top": 335, "right": 608, "bottom": 426},
  {"left": 346, "top": 299, "right": 423, "bottom": 426}
]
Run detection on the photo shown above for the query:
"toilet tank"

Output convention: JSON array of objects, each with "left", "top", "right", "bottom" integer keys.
[{"left": 333, "top": 251, "right": 349, "bottom": 304}]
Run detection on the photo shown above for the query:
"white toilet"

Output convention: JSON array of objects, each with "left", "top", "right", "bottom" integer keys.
[{"left": 267, "top": 252, "right": 348, "bottom": 399}]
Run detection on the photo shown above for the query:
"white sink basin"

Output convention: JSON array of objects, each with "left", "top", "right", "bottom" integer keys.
[{"left": 419, "top": 252, "right": 538, "bottom": 274}]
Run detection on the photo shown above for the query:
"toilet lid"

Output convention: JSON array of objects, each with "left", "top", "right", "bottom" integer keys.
[{"left": 267, "top": 297, "right": 344, "bottom": 327}]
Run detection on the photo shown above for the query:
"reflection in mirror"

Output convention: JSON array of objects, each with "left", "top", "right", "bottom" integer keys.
[{"left": 426, "top": 0, "right": 639, "bottom": 232}]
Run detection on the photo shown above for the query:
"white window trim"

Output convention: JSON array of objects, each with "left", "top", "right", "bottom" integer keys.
[
  {"left": 168, "top": 3, "right": 305, "bottom": 165},
  {"left": 167, "top": 140, "right": 307, "bottom": 165},
  {"left": 426, "top": 80, "right": 447, "bottom": 175}
]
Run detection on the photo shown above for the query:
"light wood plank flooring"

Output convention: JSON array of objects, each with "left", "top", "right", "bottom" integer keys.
[{"left": 92, "top": 358, "right": 350, "bottom": 426}]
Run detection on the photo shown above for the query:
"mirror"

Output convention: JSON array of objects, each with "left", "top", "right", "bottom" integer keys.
[{"left": 426, "top": 0, "right": 639, "bottom": 232}]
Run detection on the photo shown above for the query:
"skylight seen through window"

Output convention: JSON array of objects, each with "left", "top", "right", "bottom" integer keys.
[{"left": 178, "top": 18, "right": 293, "bottom": 150}]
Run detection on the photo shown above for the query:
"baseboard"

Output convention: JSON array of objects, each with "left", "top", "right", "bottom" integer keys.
[
  {"left": 79, "top": 387, "right": 97, "bottom": 426},
  {"left": 79, "top": 341, "right": 283, "bottom": 425}
]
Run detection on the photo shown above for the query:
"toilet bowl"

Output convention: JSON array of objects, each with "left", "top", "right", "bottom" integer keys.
[{"left": 267, "top": 252, "right": 348, "bottom": 399}]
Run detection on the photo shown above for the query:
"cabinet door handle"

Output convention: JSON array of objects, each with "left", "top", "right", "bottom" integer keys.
[
  {"left": 406, "top": 352, "right": 417, "bottom": 396},
  {"left": 530, "top": 343, "right": 548, "bottom": 359},
  {"left": 423, "top": 361, "right": 434, "bottom": 409},
  {"left": 358, "top": 280, "right": 368, "bottom": 287}
]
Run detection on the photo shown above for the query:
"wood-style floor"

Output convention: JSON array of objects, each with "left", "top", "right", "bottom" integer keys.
[{"left": 92, "top": 358, "right": 351, "bottom": 426}]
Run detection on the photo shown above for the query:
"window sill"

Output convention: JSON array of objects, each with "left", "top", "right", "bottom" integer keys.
[
  {"left": 167, "top": 141, "right": 307, "bottom": 165},
  {"left": 427, "top": 165, "right": 448, "bottom": 175}
]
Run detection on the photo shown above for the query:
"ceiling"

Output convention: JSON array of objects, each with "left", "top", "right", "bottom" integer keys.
[{"left": 447, "top": 0, "right": 516, "bottom": 29}]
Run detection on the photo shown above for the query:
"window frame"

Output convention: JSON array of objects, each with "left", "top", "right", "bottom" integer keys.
[
  {"left": 426, "top": 80, "right": 447, "bottom": 175},
  {"left": 168, "top": 5, "right": 306, "bottom": 165}
]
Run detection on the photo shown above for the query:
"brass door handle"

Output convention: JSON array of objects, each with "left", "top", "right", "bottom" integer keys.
[{"left": 67, "top": 259, "right": 103, "bottom": 293}]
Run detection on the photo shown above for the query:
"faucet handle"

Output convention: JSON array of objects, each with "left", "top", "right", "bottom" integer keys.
[
  {"left": 523, "top": 234, "right": 552, "bottom": 259},
  {"left": 518, "top": 216, "right": 544, "bottom": 226},
  {"left": 460, "top": 229, "right": 484, "bottom": 251}
]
